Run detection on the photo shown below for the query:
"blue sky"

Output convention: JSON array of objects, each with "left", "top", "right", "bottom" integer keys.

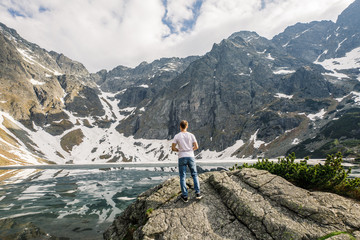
[
  {"left": 162, "top": 0, "right": 203, "bottom": 35},
  {"left": 0, "top": 0, "right": 353, "bottom": 72}
]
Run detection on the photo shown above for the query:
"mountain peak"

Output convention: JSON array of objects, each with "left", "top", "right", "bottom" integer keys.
[
  {"left": 0, "top": 22, "right": 20, "bottom": 38},
  {"left": 336, "top": 0, "right": 360, "bottom": 30},
  {"left": 228, "top": 31, "right": 261, "bottom": 41}
]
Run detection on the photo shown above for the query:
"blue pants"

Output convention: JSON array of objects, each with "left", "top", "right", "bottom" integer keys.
[{"left": 178, "top": 157, "right": 200, "bottom": 197}]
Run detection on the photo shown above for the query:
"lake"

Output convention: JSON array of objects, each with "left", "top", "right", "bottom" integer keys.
[
  {"left": 0, "top": 161, "right": 241, "bottom": 239},
  {"left": 0, "top": 160, "right": 359, "bottom": 239}
]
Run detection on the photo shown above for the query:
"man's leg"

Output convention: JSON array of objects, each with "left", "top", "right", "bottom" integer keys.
[
  {"left": 178, "top": 158, "right": 188, "bottom": 197},
  {"left": 188, "top": 157, "right": 200, "bottom": 194}
]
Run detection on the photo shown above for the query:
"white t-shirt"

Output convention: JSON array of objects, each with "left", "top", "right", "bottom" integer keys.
[{"left": 172, "top": 131, "right": 198, "bottom": 158}]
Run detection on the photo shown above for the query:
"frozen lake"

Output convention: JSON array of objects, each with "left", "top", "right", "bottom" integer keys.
[
  {"left": 0, "top": 161, "right": 240, "bottom": 239},
  {"left": 0, "top": 160, "right": 359, "bottom": 239}
]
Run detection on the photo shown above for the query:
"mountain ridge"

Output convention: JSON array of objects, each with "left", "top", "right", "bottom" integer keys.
[{"left": 0, "top": 0, "right": 359, "bottom": 166}]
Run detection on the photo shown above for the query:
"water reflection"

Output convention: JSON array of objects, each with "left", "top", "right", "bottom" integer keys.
[{"left": 0, "top": 168, "right": 177, "bottom": 239}]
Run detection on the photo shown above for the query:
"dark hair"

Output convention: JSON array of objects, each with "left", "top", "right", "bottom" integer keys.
[{"left": 180, "top": 120, "right": 188, "bottom": 129}]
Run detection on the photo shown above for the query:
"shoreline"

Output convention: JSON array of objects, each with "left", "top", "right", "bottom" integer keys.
[{"left": 1, "top": 158, "right": 358, "bottom": 170}]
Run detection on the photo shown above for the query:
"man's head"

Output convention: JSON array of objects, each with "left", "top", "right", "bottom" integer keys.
[{"left": 180, "top": 120, "right": 188, "bottom": 130}]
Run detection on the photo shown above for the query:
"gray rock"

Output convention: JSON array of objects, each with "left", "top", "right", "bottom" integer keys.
[
  {"left": 0, "top": 218, "right": 68, "bottom": 240},
  {"left": 104, "top": 168, "right": 360, "bottom": 240}
]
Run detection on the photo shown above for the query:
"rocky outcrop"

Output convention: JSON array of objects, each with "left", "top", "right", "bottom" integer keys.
[
  {"left": 60, "top": 128, "right": 84, "bottom": 153},
  {"left": 0, "top": 218, "right": 68, "bottom": 240},
  {"left": 104, "top": 168, "right": 360, "bottom": 240}
]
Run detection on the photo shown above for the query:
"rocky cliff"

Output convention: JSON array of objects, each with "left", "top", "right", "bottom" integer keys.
[{"left": 104, "top": 168, "right": 360, "bottom": 240}]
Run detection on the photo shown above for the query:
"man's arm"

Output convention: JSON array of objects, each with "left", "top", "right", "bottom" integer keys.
[
  {"left": 193, "top": 141, "right": 199, "bottom": 151},
  {"left": 172, "top": 143, "right": 179, "bottom": 152}
]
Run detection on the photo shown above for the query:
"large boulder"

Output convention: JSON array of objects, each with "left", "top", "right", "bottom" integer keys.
[{"left": 104, "top": 168, "right": 360, "bottom": 240}]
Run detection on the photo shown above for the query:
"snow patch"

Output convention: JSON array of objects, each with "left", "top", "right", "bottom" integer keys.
[
  {"left": 117, "top": 89, "right": 127, "bottom": 95},
  {"left": 250, "top": 129, "right": 265, "bottom": 149},
  {"left": 117, "top": 197, "right": 136, "bottom": 201},
  {"left": 307, "top": 109, "right": 326, "bottom": 121},
  {"left": 159, "top": 62, "right": 179, "bottom": 72},
  {"left": 30, "top": 79, "right": 45, "bottom": 85},
  {"left": 180, "top": 82, "right": 190, "bottom": 89},
  {"left": 335, "top": 38, "right": 347, "bottom": 53},
  {"left": 293, "top": 28, "right": 310, "bottom": 39},
  {"left": 274, "top": 93, "right": 293, "bottom": 99},
  {"left": 199, "top": 139, "right": 245, "bottom": 160},
  {"left": 282, "top": 41, "right": 290, "bottom": 48},
  {"left": 236, "top": 73, "right": 250, "bottom": 76},
  {"left": 273, "top": 68, "right": 296, "bottom": 75},
  {"left": 335, "top": 95, "right": 348, "bottom": 102},
  {"left": 292, "top": 138, "right": 300, "bottom": 145},
  {"left": 266, "top": 53, "right": 275, "bottom": 60},
  {"left": 17, "top": 48, "right": 36, "bottom": 64},
  {"left": 16, "top": 48, "right": 63, "bottom": 76},
  {"left": 351, "top": 91, "right": 360, "bottom": 104},
  {"left": 120, "top": 107, "right": 136, "bottom": 112},
  {"left": 316, "top": 47, "right": 360, "bottom": 80},
  {"left": 315, "top": 49, "right": 328, "bottom": 62}
]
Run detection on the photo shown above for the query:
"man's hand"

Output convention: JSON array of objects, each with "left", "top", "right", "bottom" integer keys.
[
  {"left": 171, "top": 143, "right": 179, "bottom": 152},
  {"left": 193, "top": 142, "right": 199, "bottom": 151}
]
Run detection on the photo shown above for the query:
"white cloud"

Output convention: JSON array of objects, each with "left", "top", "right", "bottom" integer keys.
[
  {"left": 164, "top": 0, "right": 198, "bottom": 33},
  {"left": 0, "top": 0, "right": 354, "bottom": 72}
]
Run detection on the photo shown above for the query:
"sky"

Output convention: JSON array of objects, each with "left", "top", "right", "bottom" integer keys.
[{"left": 0, "top": 0, "right": 354, "bottom": 73}]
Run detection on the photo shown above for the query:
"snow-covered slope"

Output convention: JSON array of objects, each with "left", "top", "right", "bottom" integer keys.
[
  {"left": 0, "top": 88, "right": 177, "bottom": 165},
  {"left": 315, "top": 47, "right": 360, "bottom": 81}
]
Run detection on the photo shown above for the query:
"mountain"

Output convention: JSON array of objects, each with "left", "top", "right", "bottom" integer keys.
[
  {"left": 0, "top": 23, "right": 194, "bottom": 166},
  {"left": 272, "top": 0, "right": 360, "bottom": 158},
  {"left": 273, "top": 0, "right": 360, "bottom": 60},
  {"left": 0, "top": 0, "right": 359, "bottom": 166},
  {"left": 0, "top": 22, "right": 104, "bottom": 165},
  {"left": 116, "top": 26, "right": 359, "bottom": 159},
  {"left": 95, "top": 56, "right": 200, "bottom": 110}
]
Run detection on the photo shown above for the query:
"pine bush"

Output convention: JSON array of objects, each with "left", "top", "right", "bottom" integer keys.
[{"left": 230, "top": 152, "right": 360, "bottom": 200}]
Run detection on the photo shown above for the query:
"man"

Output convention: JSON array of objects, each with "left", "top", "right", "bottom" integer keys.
[{"left": 172, "top": 120, "right": 202, "bottom": 202}]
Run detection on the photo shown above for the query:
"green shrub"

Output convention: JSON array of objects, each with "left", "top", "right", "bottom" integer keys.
[
  {"left": 230, "top": 152, "right": 360, "bottom": 200},
  {"left": 146, "top": 208, "right": 154, "bottom": 217}
]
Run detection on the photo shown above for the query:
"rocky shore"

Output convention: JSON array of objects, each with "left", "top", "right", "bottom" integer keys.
[{"left": 104, "top": 168, "right": 360, "bottom": 240}]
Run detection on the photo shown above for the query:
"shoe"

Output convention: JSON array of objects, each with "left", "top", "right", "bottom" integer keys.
[
  {"left": 181, "top": 195, "right": 188, "bottom": 203},
  {"left": 195, "top": 193, "right": 203, "bottom": 200}
]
